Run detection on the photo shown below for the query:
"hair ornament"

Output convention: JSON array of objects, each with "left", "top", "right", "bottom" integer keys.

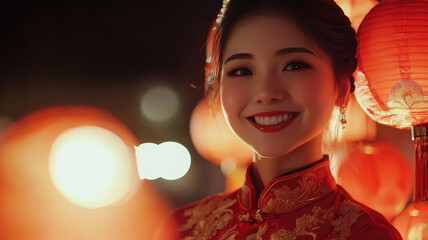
[
  {"left": 206, "top": 0, "right": 229, "bottom": 87},
  {"left": 214, "top": 0, "right": 231, "bottom": 28},
  {"left": 339, "top": 104, "right": 347, "bottom": 130},
  {"left": 207, "top": 71, "right": 216, "bottom": 86}
]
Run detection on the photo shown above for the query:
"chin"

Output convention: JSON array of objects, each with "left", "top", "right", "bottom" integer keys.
[{"left": 251, "top": 144, "right": 295, "bottom": 159}]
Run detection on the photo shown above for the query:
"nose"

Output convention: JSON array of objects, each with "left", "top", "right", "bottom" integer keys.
[{"left": 252, "top": 73, "right": 288, "bottom": 105}]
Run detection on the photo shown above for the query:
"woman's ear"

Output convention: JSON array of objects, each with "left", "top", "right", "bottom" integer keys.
[{"left": 335, "top": 76, "right": 351, "bottom": 107}]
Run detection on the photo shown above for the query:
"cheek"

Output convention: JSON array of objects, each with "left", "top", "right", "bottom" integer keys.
[
  {"left": 293, "top": 72, "right": 337, "bottom": 115},
  {"left": 220, "top": 80, "right": 249, "bottom": 119}
]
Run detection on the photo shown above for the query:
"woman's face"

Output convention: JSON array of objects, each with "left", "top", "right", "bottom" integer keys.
[{"left": 220, "top": 12, "right": 338, "bottom": 158}]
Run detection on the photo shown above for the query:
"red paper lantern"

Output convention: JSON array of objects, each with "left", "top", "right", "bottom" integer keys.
[
  {"left": 393, "top": 202, "right": 428, "bottom": 239},
  {"left": 335, "top": 141, "right": 412, "bottom": 220},
  {"left": 356, "top": 1, "right": 428, "bottom": 237},
  {"left": 356, "top": 0, "right": 428, "bottom": 129},
  {"left": 189, "top": 98, "right": 252, "bottom": 166}
]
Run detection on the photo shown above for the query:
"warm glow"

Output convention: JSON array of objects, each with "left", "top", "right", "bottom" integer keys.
[
  {"left": 335, "top": 141, "right": 412, "bottom": 220},
  {"left": 140, "top": 85, "right": 180, "bottom": 122},
  {"left": 190, "top": 98, "right": 252, "bottom": 166},
  {"left": 408, "top": 223, "right": 428, "bottom": 240},
  {"left": 0, "top": 106, "right": 177, "bottom": 239},
  {"left": 393, "top": 202, "right": 428, "bottom": 240},
  {"left": 344, "top": 95, "right": 377, "bottom": 142},
  {"left": 224, "top": 165, "right": 247, "bottom": 192},
  {"left": 49, "top": 126, "right": 133, "bottom": 209},
  {"left": 335, "top": 0, "right": 377, "bottom": 29},
  {"left": 362, "top": 145, "right": 375, "bottom": 155},
  {"left": 135, "top": 141, "right": 191, "bottom": 180},
  {"left": 356, "top": 1, "right": 428, "bottom": 128}
]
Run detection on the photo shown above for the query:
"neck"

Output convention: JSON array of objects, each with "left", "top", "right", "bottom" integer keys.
[{"left": 253, "top": 135, "right": 324, "bottom": 186}]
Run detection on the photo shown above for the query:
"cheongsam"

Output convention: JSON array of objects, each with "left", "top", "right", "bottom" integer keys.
[{"left": 171, "top": 157, "right": 403, "bottom": 240}]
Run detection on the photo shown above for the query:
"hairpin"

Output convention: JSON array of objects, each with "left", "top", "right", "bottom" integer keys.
[{"left": 214, "top": 0, "right": 230, "bottom": 29}]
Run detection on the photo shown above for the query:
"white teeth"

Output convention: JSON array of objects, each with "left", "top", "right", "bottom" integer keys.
[
  {"left": 271, "top": 116, "right": 278, "bottom": 124},
  {"left": 254, "top": 114, "right": 295, "bottom": 125}
]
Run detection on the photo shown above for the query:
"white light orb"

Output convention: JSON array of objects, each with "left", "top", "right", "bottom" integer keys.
[
  {"left": 134, "top": 143, "right": 163, "bottom": 180},
  {"left": 159, "top": 142, "right": 191, "bottom": 180},
  {"left": 49, "top": 126, "right": 133, "bottom": 209},
  {"left": 135, "top": 141, "right": 191, "bottom": 180},
  {"left": 140, "top": 86, "right": 180, "bottom": 122}
]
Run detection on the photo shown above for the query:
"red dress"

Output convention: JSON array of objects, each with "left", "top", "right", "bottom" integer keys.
[{"left": 171, "top": 157, "right": 403, "bottom": 239}]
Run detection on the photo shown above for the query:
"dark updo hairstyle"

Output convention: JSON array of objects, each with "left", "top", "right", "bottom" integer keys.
[{"left": 205, "top": 0, "right": 357, "bottom": 106}]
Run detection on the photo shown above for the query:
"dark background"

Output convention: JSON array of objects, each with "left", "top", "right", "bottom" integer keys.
[{"left": 0, "top": 1, "right": 414, "bottom": 208}]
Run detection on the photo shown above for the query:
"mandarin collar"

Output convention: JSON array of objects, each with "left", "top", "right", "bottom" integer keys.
[{"left": 238, "top": 156, "right": 336, "bottom": 214}]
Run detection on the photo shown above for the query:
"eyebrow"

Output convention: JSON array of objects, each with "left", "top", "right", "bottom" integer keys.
[
  {"left": 224, "top": 47, "right": 315, "bottom": 64},
  {"left": 275, "top": 47, "right": 315, "bottom": 56}
]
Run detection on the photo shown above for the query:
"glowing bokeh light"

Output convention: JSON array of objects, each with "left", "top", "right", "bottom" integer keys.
[
  {"left": 135, "top": 141, "right": 191, "bottom": 180},
  {"left": 134, "top": 143, "right": 162, "bottom": 180},
  {"left": 190, "top": 98, "right": 252, "bottom": 166},
  {"left": 140, "top": 85, "right": 180, "bottom": 122},
  {"left": 335, "top": 141, "right": 412, "bottom": 220},
  {"left": 393, "top": 202, "right": 428, "bottom": 240},
  {"left": 335, "top": 0, "right": 377, "bottom": 29},
  {"left": 159, "top": 142, "right": 191, "bottom": 180},
  {"left": 49, "top": 126, "right": 133, "bottom": 209},
  {"left": 0, "top": 106, "right": 178, "bottom": 239}
]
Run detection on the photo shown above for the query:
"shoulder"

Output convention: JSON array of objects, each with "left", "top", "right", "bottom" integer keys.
[
  {"left": 336, "top": 185, "right": 403, "bottom": 240},
  {"left": 353, "top": 223, "right": 403, "bottom": 240},
  {"left": 171, "top": 190, "right": 239, "bottom": 232},
  {"left": 172, "top": 190, "right": 239, "bottom": 218}
]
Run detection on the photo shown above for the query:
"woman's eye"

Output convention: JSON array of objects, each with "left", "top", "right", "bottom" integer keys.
[
  {"left": 283, "top": 61, "right": 312, "bottom": 71},
  {"left": 228, "top": 68, "right": 253, "bottom": 76}
]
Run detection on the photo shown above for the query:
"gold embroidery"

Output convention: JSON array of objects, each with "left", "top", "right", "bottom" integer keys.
[
  {"left": 331, "top": 200, "right": 364, "bottom": 240},
  {"left": 262, "top": 173, "right": 329, "bottom": 213},
  {"left": 179, "top": 196, "right": 237, "bottom": 240},
  {"left": 238, "top": 213, "right": 251, "bottom": 222},
  {"left": 220, "top": 226, "right": 238, "bottom": 240},
  {"left": 240, "top": 184, "right": 251, "bottom": 209},
  {"left": 238, "top": 209, "right": 264, "bottom": 223},
  {"left": 246, "top": 223, "right": 269, "bottom": 240},
  {"left": 271, "top": 205, "right": 335, "bottom": 240},
  {"left": 269, "top": 200, "right": 364, "bottom": 240}
]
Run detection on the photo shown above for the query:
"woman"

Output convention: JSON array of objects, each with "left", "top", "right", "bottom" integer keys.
[{"left": 171, "top": 0, "right": 403, "bottom": 239}]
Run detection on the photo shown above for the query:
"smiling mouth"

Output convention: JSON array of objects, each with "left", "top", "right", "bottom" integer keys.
[{"left": 247, "top": 111, "right": 300, "bottom": 132}]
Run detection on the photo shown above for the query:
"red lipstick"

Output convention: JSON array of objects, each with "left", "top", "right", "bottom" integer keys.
[{"left": 247, "top": 111, "right": 299, "bottom": 133}]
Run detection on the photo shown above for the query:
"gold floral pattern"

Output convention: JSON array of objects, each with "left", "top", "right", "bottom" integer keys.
[
  {"left": 260, "top": 164, "right": 335, "bottom": 214},
  {"left": 262, "top": 173, "right": 325, "bottom": 213},
  {"left": 239, "top": 157, "right": 335, "bottom": 214},
  {"left": 179, "top": 196, "right": 237, "bottom": 240},
  {"left": 240, "top": 184, "right": 252, "bottom": 209},
  {"left": 238, "top": 209, "right": 264, "bottom": 223},
  {"left": 269, "top": 200, "right": 364, "bottom": 240},
  {"left": 331, "top": 200, "right": 364, "bottom": 240},
  {"left": 174, "top": 159, "right": 393, "bottom": 240},
  {"left": 246, "top": 223, "right": 268, "bottom": 240},
  {"left": 270, "top": 205, "right": 335, "bottom": 240},
  {"left": 219, "top": 226, "right": 238, "bottom": 240}
]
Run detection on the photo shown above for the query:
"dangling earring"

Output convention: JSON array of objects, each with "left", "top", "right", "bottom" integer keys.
[{"left": 339, "top": 104, "right": 347, "bottom": 130}]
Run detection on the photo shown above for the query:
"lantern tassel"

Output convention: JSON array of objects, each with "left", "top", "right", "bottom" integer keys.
[{"left": 412, "top": 123, "right": 428, "bottom": 203}]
